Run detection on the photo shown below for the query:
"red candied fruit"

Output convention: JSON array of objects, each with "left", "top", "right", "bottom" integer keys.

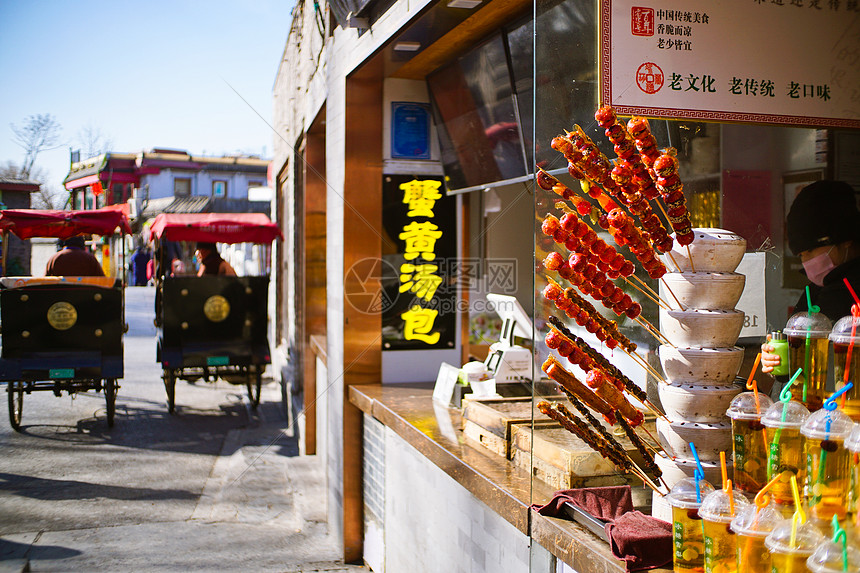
[
  {"left": 591, "top": 273, "right": 607, "bottom": 289},
  {"left": 625, "top": 302, "right": 642, "bottom": 319},
  {"left": 556, "top": 339, "right": 574, "bottom": 357},
  {"left": 542, "top": 216, "right": 561, "bottom": 236},
  {"left": 594, "top": 105, "right": 617, "bottom": 128},
  {"left": 596, "top": 259, "right": 612, "bottom": 273},
  {"left": 585, "top": 318, "right": 600, "bottom": 334},
  {"left": 568, "top": 164, "right": 584, "bottom": 180},
  {"left": 595, "top": 329, "right": 607, "bottom": 342},
  {"left": 590, "top": 239, "right": 607, "bottom": 256},
  {"left": 600, "top": 281, "right": 616, "bottom": 298},
  {"left": 597, "top": 214, "right": 609, "bottom": 229},
  {"left": 582, "top": 264, "right": 598, "bottom": 281},
  {"left": 598, "top": 247, "right": 615, "bottom": 263},
  {"left": 564, "top": 236, "right": 579, "bottom": 251},
  {"left": 555, "top": 296, "right": 573, "bottom": 312},
  {"left": 658, "top": 236, "right": 674, "bottom": 253},
  {"left": 576, "top": 201, "right": 593, "bottom": 216},
  {"left": 586, "top": 184, "right": 603, "bottom": 199},
  {"left": 553, "top": 229, "right": 567, "bottom": 244},
  {"left": 575, "top": 309, "right": 589, "bottom": 326},
  {"left": 542, "top": 283, "right": 563, "bottom": 301},
  {"left": 569, "top": 253, "right": 589, "bottom": 272},
  {"left": 605, "top": 338, "right": 618, "bottom": 350},
  {"left": 648, "top": 266, "right": 667, "bottom": 280},
  {"left": 558, "top": 265, "right": 574, "bottom": 280},
  {"left": 536, "top": 170, "right": 556, "bottom": 190},
  {"left": 559, "top": 213, "right": 579, "bottom": 232},
  {"left": 585, "top": 369, "right": 604, "bottom": 388},
  {"left": 677, "top": 232, "right": 695, "bottom": 246},
  {"left": 571, "top": 219, "right": 589, "bottom": 238},
  {"left": 606, "top": 269, "right": 620, "bottom": 280},
  {"left": 543, "top": 252, "right": 565, "bottom": 271},
  {"left": 580, "top": 229, "right": 598, "bottom": 246},
  {"left": 619, "top": 261, "right": 636, "bottom": 277},
  {"left": 545, "top": 330, "right": 562, "bottom": 349},
  {"left": 652, "top": 154, "right": 677, "bottom": 177}
]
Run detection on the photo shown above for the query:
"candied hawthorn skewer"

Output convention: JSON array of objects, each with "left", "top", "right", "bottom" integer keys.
[
  {"left": 541, "top": 355, "right": 616, "bottom": 424},
  {"left": 542, "top": 280, "right": 635, "bottom": 351},
  {"left": 617, "top": 415, "right": 664, "bottom": 480},
  {"left": 585, "top": 369, "right": 644, "bottom": 427},
  {"left": 561, "top": 390, "right": 632, "bottom": 463},
  {"left": 653, "top": 150, "right": 695, "bottom": 247}
]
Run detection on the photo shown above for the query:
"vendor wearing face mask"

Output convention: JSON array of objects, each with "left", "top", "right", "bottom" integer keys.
[{"left": 761, "top": 179, "right": 860, "bottom": 375}]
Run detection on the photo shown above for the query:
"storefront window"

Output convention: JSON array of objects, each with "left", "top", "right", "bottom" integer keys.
[{"left": 532, "top": 0, "right": 859, "bottom": 567}]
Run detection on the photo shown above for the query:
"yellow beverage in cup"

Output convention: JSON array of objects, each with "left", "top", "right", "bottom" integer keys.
[
  {"left": 699, "top": 488, "right": 749, "bottom": 573},
  {"left": 765, "top": 520, "right": 824, "bottom": 573},
  {"left": 830, "top": 314, "right": 860, "bottom": 422},
  {"left": 668, "top": 477, "right": 716, "bottom": 573},
  {"left": 672, "top": 505, "right": 706, "bottom": 572},
  {"left": 787, "top": 335, "right": 830, "bottom": 411},
  {"left": 802, "top": 408, "right": 855, "bottom": 522},
  {"left": 761, "top": 400, "right": 810, "bottom": 507},
  {"left": 730, "top": 504, "right": 781, "bottom": 573},
  {"left": 848, "top": 425, "right": 860, "bottom": 525},
  {"left": 727, "top": 393, "right": 774, "bottom": 495},
  {"left": 785, "top": 312, "right": 832, "bottom": 412}
]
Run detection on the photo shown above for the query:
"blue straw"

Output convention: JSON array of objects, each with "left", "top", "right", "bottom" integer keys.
[
  {"left": 690, "top": 442, "right": 705, "bottom": 502},
  {"left": 824, "top": 382, "right": 854, "bottom": 411}
]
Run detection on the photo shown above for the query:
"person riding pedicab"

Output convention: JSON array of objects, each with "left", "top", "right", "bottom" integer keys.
[
  {"left": 45, "top": 235, "right": 104, "bottom": 277},
  {"left": 194, "top": 242, "right": 236, "bottom": 276}
]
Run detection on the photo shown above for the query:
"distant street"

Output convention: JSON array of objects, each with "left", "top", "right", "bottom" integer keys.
[{"left": 0, "top": 286, "right": 362, "bottom": 572}]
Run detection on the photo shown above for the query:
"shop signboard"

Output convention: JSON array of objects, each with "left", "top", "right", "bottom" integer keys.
[
  {"left": 381, "top": 175, "right": 457, "bottom": 350},
  {"left": 600, "top": 0, "right": 860, "bottom": 128}
]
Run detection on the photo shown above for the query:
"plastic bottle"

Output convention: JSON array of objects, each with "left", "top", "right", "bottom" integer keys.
[{"left": 769, "top": 330, "right": 790, "bottom": 377}]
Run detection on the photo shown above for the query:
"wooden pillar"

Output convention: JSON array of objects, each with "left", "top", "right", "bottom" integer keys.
[{"left": 342, "top": 59, "right": 384, "bottom": 562}]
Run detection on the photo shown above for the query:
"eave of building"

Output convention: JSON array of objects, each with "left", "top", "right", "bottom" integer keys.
[{"left": 390, "top": 0, "right": 531, "bottom": 80}]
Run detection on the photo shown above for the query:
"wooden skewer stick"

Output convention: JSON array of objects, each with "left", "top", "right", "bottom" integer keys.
[
  {"left": 634, "top": 316, "right": 674, "bottom": 347},
  {"left": 623, "top": 276, "right": 670, "bottom": 310},
  {"left": 638, "top": 424, "right": 664, "bottom": 453},
  {"left": 620, "top": 346, "right": 667, "bottom": 385},
  {"left": 686, "top": 244, "right": 697, "bottom": 272},
  {"left": 645, "top": 399, "right": 671, "bottom": 422},
  {"left": 659, "top": 278, "right": 686, "bottom": 311},
  {"left": 666, "top": 251, "right": 683, "bottom": 273},
  {"left": 629, "top": 274, "right": 674, "bottom": 310}
]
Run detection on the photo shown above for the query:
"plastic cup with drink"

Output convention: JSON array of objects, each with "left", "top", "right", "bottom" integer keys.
[
  {"left": 699, "top": 484, "right": 749, "bottom": 573},
  {"left": 830, "top": 311, "right": 860, "bottom": 422},
  {"left": 668, "top": 476, "right": 716, "bottom": 572},
  {"left": 784, "top": 308, "right": 833, "bottom": 411},
  {"left": 727, "top": 391, "right": 774, "bottom": 495},
  {"left": 846, "top": 423, "right": 860, "bottom": 526},
  {"left": 730, "top": 497, "right": 782, "bottom": 573},
  {"left": 761, "top": 375, "right": 811, "bottom": 508},
  {"left": 801, "top": 386, "right": 856, "bottom": 523},
  {"left": 765, "top": 515, "right": 825, "bottom": 573}
]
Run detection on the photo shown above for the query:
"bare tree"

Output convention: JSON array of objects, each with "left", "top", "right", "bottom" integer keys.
[
  {"left": 76, "top": 123, "right": 114, "bottom": 159},
  {"left": 10, "top": 113, "right": 63, "bottom": 178}
]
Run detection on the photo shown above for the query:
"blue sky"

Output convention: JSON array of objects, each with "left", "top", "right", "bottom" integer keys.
[{"left": 0, "top": 0, "right": 294, "bottom": 193}]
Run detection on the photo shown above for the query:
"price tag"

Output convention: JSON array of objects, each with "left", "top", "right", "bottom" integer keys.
[{"left": 736, "top": 252, "right": 766, "bottom": 339}]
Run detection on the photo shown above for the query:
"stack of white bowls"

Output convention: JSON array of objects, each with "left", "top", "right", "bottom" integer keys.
[{"left": 651, "top": 229, "right": 747, "bottom": 519}]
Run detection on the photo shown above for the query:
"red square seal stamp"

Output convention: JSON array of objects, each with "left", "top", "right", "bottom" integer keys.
[{"left": 631, "top": 7, "right": 654, "bottom": 37}]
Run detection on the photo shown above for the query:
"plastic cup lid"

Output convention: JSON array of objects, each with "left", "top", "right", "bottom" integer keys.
[
  {"left": 666, "top": 477, "right": 716, "bottom": 510},
  {"left": 698, "top": 488, "right": 751, "bottom": 523},
  {"left": 829, "top": 314, "right": 860, "bottom": 344},
  {"left": 727, "top": 392, "right": 774, "bottom": 421},
  {"left": 800, "top": 407, "right": 855, "bottom": 440},
  {"left": 806, "top": 540, "right": 860, "bottom": 573},
  {"left": 765, "top": 521, "right": 825, "bottom": 554},
  {"left": 761, "top": 400, "right": 811, "bottom": 429},
  {"left": 784, "top": 311, "right": 833, "bottom": 337},
  {"left": 846, "top": 423, "right": 860, "bottom": 452},
  {"left": 730, "top": 503, "right": 783, "bottom": 537}
]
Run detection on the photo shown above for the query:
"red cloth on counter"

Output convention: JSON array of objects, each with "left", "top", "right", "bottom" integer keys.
[{"left": 531, "top": 485, "right": 672, "bottom": 572}]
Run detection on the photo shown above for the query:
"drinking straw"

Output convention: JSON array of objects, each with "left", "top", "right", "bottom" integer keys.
[
  {"left": 804, "top": 286, "right": 820, "bottom": 402},
  {"left": 742, "top": 474, "right": 782, "bottom": 570},
  {"left": 768, "top": 368, "right": 804, "bottom": 479},
  {"left": 720, "top": 451, "right": 728, "bottom": 490},
  {"left": 831, "top": 515, "right": 848, "bottom": 572},
  {"left": 790, "top": 475, "right": 806, "bottom": 548},
  {"left": 840, "top": 278, "right": 860, "bottom": 408},
  {"left": 726, "top": 478, "right": 735, "bottom": 517},
  {"left": 817, "top": 384, "right": 854, "bottom": 487},
  {"left": 690, "top": 442, "right": 705, "bottom": 503},
  {"left": 745, "top": 352, "right": 769, "bottom": 469}
]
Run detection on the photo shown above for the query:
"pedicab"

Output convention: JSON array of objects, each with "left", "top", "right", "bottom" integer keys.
[
  {"left": 148, "top": 213, "right": 281, "bottom": 413},
  {"left": 0, "top": 207, "right": 131, "bottom": 431}
]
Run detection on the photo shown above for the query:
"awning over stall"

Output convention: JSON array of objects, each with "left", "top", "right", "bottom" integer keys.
[
  {"left": 0, "top": 207, "right": 132, "bottom": 240},
  {"left": 147, "top": 213, "right": 282, "bottom": 245}
]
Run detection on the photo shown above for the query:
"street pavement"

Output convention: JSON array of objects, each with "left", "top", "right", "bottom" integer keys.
[{"left": 0, "top": 286, "right": 364, "bottom": 573}]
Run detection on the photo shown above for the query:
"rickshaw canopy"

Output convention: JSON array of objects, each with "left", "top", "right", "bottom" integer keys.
[
  {"left": 148, "top": 213, "right": 282, "bottom": 245},
  {"left": 0, "top": 207, "right": 132, "bottom": 240}
]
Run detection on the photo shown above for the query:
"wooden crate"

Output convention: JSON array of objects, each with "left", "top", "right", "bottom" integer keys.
[
  {"left": 511, "top": 420, "right": 657, "bottom": 489},
  {"left": 461, "top": 396, "right": 561, "bottom": 459}
]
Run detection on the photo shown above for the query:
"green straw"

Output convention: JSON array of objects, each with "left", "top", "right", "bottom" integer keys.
[
  {"left": 831, "top": 515, "right": 848, "bottom": 572},
  {"left": 768, "top": 368, "right": 803, "bottom": 480},
  {"left": 803, "top": 286, "right": 820, "bottom": 403}
]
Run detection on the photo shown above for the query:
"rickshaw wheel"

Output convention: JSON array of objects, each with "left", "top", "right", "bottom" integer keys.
[
  {"left": 104, "top": 379, "right": 117, "bottom": 427},
  {"left": 8, "top": 381, "right": 23, "bottom": 432},
  {"left": 247, "top": 369, "right": 262, "bottom": 409},
  {"left": 164, "top": 369, "right": 177, "bottom": 414}
]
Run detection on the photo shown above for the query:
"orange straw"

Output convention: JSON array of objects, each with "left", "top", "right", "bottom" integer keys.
[
  {"left": 720, "top": 451, "right": 728, "bottom": 490},
  {"left": 727, "top": 478, "right": 736, "bottom": 516},
  {"left": 745, "top": 353, "right": 769, "bottom": 475}
]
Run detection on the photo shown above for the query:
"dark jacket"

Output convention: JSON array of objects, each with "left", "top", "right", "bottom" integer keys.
[
  {"left": 793, "top": 256, "right": 860, "bottom": 322},
  {"left": 45, "top": 247, "right": 105, "bottom": 277}
]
